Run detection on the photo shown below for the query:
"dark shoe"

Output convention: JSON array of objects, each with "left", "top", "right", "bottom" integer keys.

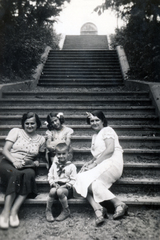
[
  {"left": 113, "top": 204, "right": 128, "bottom": 220},
  {"left": 9, "top": 214, "right": 20, "bottom": 227},
  {"left": 56, "top": 208, "right": 70, "bottom": 221},
  {"left": 95, "top": 208, "right": 107, "bottom": 227},
  {"left": 102, "top": 207, "right": 108, "bottom": 219},
  {"left": 45, "top": 208, "right": 54, "bottom": 222}
]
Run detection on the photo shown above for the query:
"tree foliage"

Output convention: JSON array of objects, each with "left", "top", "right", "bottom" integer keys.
[
  {"left": 95, "top": 0, "right": 160, "bottom": 82},
  {"left": 0, "top": 0, "right": 68, "bottom": 80}
]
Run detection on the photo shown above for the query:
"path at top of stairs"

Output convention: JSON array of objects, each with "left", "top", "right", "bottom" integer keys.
[{"left": 62, "top": 35, "right": 109, "bottom": 50}]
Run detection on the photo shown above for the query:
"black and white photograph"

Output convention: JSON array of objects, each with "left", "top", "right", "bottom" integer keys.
[{"left": 0, "top": 0, "right": 160, "bottom": 239}]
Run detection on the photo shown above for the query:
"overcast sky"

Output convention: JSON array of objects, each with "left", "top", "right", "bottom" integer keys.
[{"left": 54, "top": 0, "right": 124, "bottom": 36}]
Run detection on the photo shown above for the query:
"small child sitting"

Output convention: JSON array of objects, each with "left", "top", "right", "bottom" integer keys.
[{"left": 45, "top": 142, "right": 77, "bottom": 222}]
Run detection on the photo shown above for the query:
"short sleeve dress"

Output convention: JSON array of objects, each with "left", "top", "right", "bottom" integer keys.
[
  {"left": 45, "top": 125, "right": 74, "bottom": 163},
  {"left": 0, "top": 128, "right": 45, "bottom": 198},
  {"left": 45, "top": 125, "right": 74, "bottom": 146},
  {"left": 74, "top": 126, "right": 124, "bottom": 203}
]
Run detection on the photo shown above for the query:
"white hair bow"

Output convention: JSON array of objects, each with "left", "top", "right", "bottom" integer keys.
[
  {"left": 86, "top": 112, "right": 94, "bottom": 119},
  {"left": 57, "top": 112, "right": 64, "bottom": 118},
  {"left": 44, "top": 121, "right": 48, "bottom": 125}
]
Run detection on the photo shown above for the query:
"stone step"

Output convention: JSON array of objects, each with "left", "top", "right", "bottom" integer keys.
[
  {"left": 6, "top": 161, "right": 158, "bottom": 177},
  {"left": 2, "top": 90, "right": 149, "bottom": 99},
  {"left": 1, "top": 135, "right": 160, "bottom": 149},
  {"left": 70, "top": 136, "right": 160, "bottom": 149},
  {"left": 30, "top": 174, "right": 160, "bottom": 194},
  {"left": 35, "top": 176, "right": 160, "bottom": 197},
  {"left": 43, "top": 66, "right": 121, "bottom": 71},
  {"left": 47, "top": 55, "right": 119, "bottom": 59},
  {"left": 45, "top": 61, "right": 120, "bottom": 67},
  {"left": 0, "top": 115, "right": 157, "bottom": 125},
  {"left": 33, "top": 162, "right": 160, "bottom": 179},
  {"left": 48, "top": 51, "right": 117, "bottom": 55},
  {"left": 38, "top": 79, "right": 123, "bottom": 84},
  {"left": 1, "top": 147, "right": 160, "bottom": 163},
  {"left": 40, "top": 79, "right": 123, "bottom": 84},
  {"left": 47, "top": 51, "right": 118, "bottom": 57},
  {"left": 75, "top": 162, "right": 160, "bottom": 169},
  {"left": 37, "top": 82, "right": 123, "bottom": 87},
  {"left": 0, "top": 106, "right": 154, "bottom": 115},
  {"left": 39, "top": 74, "right": 122, "bottom": 79},
  {"left": 0, "top": 125, "right": 159, "bottom": 136},
  {"left": 38, "top": 81, "right": 123, "bottom": 86},
  {"left": 0, "top": 192, "right": 159, "bottom": 206},
  {"left": 0, "top": 98, "right": 152, "bottom": 106},
  {"left": 0, "top": 165, "right": 155, "bottom": 195},
  {"left": 49, "top": 49, "right": 115, "bottom": 55},
  {"left": 73, "top": 148, "right": 160, "bottom": 163},
  {"left": 45, "top": 61, "right": 119, "bottom": 67},
  {"left": 43, "top": 161, "right": 160, "bottom": 170},
  {"left": 41, "top": 70, "right": 122, "bottom": 75},
  {"left": 72, "top": 149, "right": 160, "bottom": 163}
]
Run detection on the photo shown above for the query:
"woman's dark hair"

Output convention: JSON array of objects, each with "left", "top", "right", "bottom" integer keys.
[
  {"left": 46, "top": 112, "right": 65, "bottom": 130},
  {"left": 86, "top": 110, "right": 108, "bottom": 127},
  {"left": 21, "top": 112, "right": 41, "bottom": 129}
]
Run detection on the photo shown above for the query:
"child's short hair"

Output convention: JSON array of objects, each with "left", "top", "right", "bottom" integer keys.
[
  {"left": 55, "top": 142, "right": 73, "bottom": 161},
  {"left": 55, "top": 142, "right": 69, "bottom": 152}
]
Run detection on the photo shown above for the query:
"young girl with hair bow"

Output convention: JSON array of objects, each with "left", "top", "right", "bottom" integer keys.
[{"left": 45, "top": 112, "right": 74, "bottom": 166}]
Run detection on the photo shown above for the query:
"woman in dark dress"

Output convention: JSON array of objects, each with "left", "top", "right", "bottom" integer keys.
[{"left": 0, "top": 112, "right": 45, "bottom": 229}]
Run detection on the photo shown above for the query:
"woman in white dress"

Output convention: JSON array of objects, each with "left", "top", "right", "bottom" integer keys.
[{"left": 74, "top": 110, "right": 128, "bottom": 226}]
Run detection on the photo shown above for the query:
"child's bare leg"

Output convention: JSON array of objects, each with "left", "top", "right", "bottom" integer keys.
[
  {"left": 56, "top": 187, "right": 70, "bottom": 221},
  {"left": 46, "top": 187, "right": 57, "bottom": 222}
]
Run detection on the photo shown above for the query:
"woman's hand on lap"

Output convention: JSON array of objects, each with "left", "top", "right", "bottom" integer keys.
[
  {"left": 34, "top": 161, "right": 39, "bottom": 167},
  {"left": 13, "top": 160, "right": 24, "bottom": 169}
]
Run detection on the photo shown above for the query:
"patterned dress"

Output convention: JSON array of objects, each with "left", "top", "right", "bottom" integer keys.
[{"left": 0, "top": 128, "right": 45, "bottom": 198}]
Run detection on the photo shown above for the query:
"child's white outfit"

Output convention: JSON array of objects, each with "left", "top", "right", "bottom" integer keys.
[
  {"left": 48, "top": 160, "right": 77, "bottom": 190},
  {"left": 46, "top": 160, "right": 77, "bottom": 222}
]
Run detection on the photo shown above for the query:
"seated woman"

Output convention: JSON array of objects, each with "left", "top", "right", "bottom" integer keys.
[
  {"left": 74, "top": 110, "right": 128, "bottom": 226},
  {"left": 0, "top": 112, "right": 45, "bottom": 229},
  {"left": 45, "top": 112, "right": 74, "bottom": 166}
]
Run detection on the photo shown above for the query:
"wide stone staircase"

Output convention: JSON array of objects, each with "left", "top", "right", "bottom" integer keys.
[{"left": 0, "top": 35, "right": 160, "bottom": 207}]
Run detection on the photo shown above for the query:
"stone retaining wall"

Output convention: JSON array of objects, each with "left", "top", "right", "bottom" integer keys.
[{"left": 116, "top": 45, "right": 160, "bottom": 123}]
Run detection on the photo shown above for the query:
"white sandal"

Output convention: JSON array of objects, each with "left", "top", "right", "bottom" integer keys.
[{"left": 10, "top": 214, "right": 20, "bottom": 227}]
